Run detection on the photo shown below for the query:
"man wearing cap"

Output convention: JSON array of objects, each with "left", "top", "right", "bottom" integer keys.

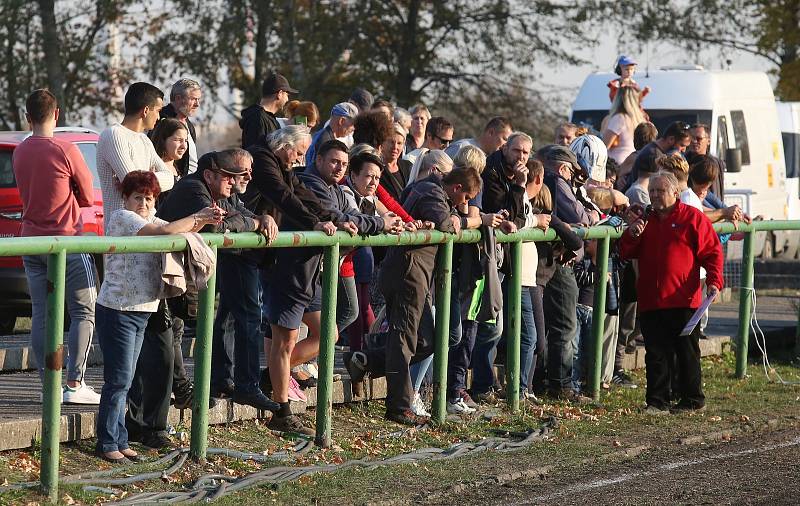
[
  {"left": 305, "top": 103, "right": 359, "bottom": 166},
  {"left": 539, "top": 144, "right": 592, "bottom": 402},
  {"left": 240, "top": 72, "right": 298, "bottom": 149},
  {"left": 157, "top": 151, "right": 280, "bottom": 413}
]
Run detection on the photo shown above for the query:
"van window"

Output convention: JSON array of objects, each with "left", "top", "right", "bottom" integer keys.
[
  {"left": 730, "top": 110, "right": 750, "bottom": 165},
  {"left": 0, "top": 151, "right": 13, "bottom": 188},
  {"left": 716, "top": 116, "right": 729, "bottom": 162},
  {"left": 782, "top": 132, "right": 799, "bottom": 179}
]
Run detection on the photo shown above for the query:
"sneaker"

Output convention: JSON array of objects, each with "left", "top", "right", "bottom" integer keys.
[
  {"left": 268, "top": 414, "right": 315, "bottom": 436},
  {"left": 173, "top": 382, "right": 194, "bottom": 409},
  {"left": 456, "top": 389, "right": 478, "bottom": 409},
  {"left": 385, "top": 409, "right": 429, "bottom": 426},
  {"left": 625, "top": 341, "right": 637, "bottom": 354},
  {"left": 292, "top": 363, "right": 318, "bottom": 389},
  {"left": 62, "top": 383, "right": 101, "bottom": 405},
  {"left": 232, "top": 390, "right": 280, "bottom": 412},
  {"left": 411, "top": 393, "right": 431, "bottom": 417},
  {"left": 644, "top": 405, "right": 671, "bottom": 416},
  {"left": 611, "top": 371, "right": 638, "bottom": 389},
  {"left": 288, "top": 377, "right": 307, "bottom": 403},
  {"left": 344, "top": 351, "right": 368, "bottom": 397},
  {"left": 211, "top": 382, "right": 235, "bottom": 399},
  {"left": 472, "top": 389, "right": 504, "bottom": 405},
  {"left": 447, "top": 398, "right": 476, "bottom": 415},
  {"left": 521, "top": 391, "right": 541, "bottom": 405}
]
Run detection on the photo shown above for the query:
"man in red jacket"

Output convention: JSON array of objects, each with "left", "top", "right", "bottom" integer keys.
[{"left": 619, "top": 172, "right": 723, "bottom": 414}]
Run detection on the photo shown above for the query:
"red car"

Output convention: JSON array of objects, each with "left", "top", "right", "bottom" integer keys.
[{"left": 0, "top": 127, "right": 104, "bottom": 333}]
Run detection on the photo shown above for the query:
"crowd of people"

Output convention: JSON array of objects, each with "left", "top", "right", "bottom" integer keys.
[{"left": 12, "top": 55, "right": 745, "bottom": 463}]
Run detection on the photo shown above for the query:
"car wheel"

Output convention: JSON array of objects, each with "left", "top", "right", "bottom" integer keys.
[{"left": 0, "top": 314, "right": 16, "bottom": 334}]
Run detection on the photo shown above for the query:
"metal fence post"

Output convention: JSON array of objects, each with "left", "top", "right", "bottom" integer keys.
[
  {"left": 505, "top": 240, "right": 522, "bottom": 412},
  {"left": 40, "top": 249, "right": 66, "bottom": 502},
  {"left": 432, "top": 239, "right": 453, "bottom": 424},
  {"left": 735, "top": 230, "right": 755, "bottom": 379},
  {"left": 589, "top": 233, "right": 611, "bottom": 401},
  {"left": 190, "top": 244, "right": 217, "bottom": 460},
  {"left": 316, "top": 243, "right": 340, "bottom": 447}
]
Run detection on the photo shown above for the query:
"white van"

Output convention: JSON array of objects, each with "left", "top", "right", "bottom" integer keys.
[
  {"left": 571, "top": 67, "right": 790, "bottom": 258},
  {"left": 775, "top": 102, "right": 800, "bottom": 258}
]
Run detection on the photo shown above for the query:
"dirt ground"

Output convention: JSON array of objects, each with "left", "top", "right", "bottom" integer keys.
[{"left": 430, "top": 428, "right": 800, "bottom": 505}]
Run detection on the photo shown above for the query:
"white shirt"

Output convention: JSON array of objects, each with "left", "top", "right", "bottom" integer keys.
[
  {"left": 96, "top": 123, "right": 175, "bottom": 231},
  {"left": 97, "top": 210, "right": 167, "bottom": 312},
  {"left": 186, "top": 131, "right": 198, "bottom": 174},
  {"left": 520, "top": 200, "right": 539, "bottom": 287},
  {"left": 680, "top": 188, "right": 707, "bottom": 279}
]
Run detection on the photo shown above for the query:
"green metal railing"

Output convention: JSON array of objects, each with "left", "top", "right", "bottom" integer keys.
[{"left": 1, "top": 220, "right": 798, "bottom": 501}]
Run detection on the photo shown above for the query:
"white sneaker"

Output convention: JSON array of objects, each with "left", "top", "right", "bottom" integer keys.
[
  {"left": 411, "top": 393, "right": 431, "bottom": 417},
  {"left": 62, "top": 383, "right": 101, "bottom": 404},
  {"left": 447, "top": 397, "right": 477, "bottom": 415},
  {"left": 522, "top": 391, "right": 542, "bottom": 405}
]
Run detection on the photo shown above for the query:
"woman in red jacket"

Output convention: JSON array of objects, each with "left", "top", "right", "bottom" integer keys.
[{"left": 619, "top": 172, "right": 723, "bottom": 415}]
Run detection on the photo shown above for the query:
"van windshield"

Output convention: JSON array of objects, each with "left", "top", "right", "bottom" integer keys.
[{"left": 570, "top": 110, "right": 712, "bottom": 135}]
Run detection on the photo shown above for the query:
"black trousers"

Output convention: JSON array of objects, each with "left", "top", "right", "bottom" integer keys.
[
  {"left": 365, "top": 248, "right": 435, "bottom": 414},
  {"left": 543, "top": 264, "right": 578, "bottom": 392},
  {"left": 640, "top": 308, "right": 705, "bottom": 410},
  {"left": 127, "top": 301, "right": 174, "bottom": 439}
]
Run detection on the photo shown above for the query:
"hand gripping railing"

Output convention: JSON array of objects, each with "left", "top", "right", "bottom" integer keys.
[{"left": 1, "top": 219, "right": 798, "bottom": 501}]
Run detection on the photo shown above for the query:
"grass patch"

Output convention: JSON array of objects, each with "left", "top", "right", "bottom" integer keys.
[{"left": 1, "top": 352, "right": 798, "bottom": 505}]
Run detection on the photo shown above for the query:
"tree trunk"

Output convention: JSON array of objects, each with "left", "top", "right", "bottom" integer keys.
[
  {"left": 4, "top": 1, "right": 22, "bottom": 129},
  {"left": 37, "top": 0, "right": 65, "bottom": 125},
  {"left": 774, "top": 0, "right": 800, "bottom": 101},
  {"left": 394, "top": 0, "right": 420, "bottom": 105}
]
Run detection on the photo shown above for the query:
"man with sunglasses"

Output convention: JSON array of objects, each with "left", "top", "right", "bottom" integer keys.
[
  {"left": 623, "top": 121, "right": 692, "bottom": 191},
  {"left": 404, "top": 116, "right": 454, "bottom": 165},
  {"left": 158, "top": 151, "right": 280, "bottom": 414},
  {"left": 686, "top": 123, "right": 726, "bottom": 209}
]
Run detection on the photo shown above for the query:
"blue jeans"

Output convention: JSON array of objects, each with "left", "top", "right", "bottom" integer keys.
[
  {"left": 470, "top": 310, "right": 504, "bottom": 395},
  {"left": 520, "top": 286, "right": 538, "bottom": 391},
  {"left": 211, "top": 255, "right": 263, "bottom": 395},
  {"left": 572, "top": 304, "right": 593, "bottom": 391},
  {"left": 95, "top": 304, "right": 150, "bottom": 453},
  {"left": 337, "top": 276, "right": 359, "bottom": 332}
]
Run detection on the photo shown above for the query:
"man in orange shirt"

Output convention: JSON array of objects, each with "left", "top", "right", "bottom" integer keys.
[{"left": 12, "top": 89, "right": 100, "bottom": 404}]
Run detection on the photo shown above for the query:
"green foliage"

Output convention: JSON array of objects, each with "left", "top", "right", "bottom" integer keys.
[{"left": 621, "top": 0, "right": 800, "bottom": 100}]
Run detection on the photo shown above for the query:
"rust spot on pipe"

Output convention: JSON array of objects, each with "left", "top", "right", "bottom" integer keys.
[
  {"left": 47, "top": 279, "right": 55, "bottom": 294},
  {"left": 222, "top": 236, "right": 234, "bottom": 247},
  {"left": 45, "top": 345, "right": 64, "bottom": 370},
  {"left": 107, "top": 245, "right": 116, "bottom": 253},
  {"left": 292, "top": 233, "right": 302, "bottom": 246}
]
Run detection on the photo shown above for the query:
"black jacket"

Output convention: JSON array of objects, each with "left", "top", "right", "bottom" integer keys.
[
  {"left": 380, "top": 159, "right": 412, "bottom": 204},
  {"left": 158, "top": 104, "right": 197, "bottom": 177},
  {"left": 481, "top": 150, "right": 527, "bottom": 229},
  {"left": 535, "top": 212, "right": 583, "bottom": 286},
  {"left": 156, "top": 171, "right": 256, "bottom": 234},
  {"left": 239, "top": 104, "right": 281, "bottom": 149},
  {"left": 297, "top": 165, "right": 384, "bottom": 235},
  {"left": 242, "top": 141, "right": 334, "bottom": 231}
]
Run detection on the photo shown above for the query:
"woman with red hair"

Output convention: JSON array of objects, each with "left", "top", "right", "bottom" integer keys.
[{"left": 94, "top": 171, "right": 221, "bottom": 464}]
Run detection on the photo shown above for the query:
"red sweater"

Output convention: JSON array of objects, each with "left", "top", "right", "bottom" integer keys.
[
  {"left": 619, "top": 202, "right": 723, "bottom": 312},
  {"left": 12, "top": 136, "right": 94, "bottom": 236}
]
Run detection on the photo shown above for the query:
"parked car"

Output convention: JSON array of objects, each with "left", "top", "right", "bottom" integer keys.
[{"left": 0, "top": 127, "right": 104, "bottom": 334}]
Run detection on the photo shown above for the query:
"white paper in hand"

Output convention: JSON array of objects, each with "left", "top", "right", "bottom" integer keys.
[{"left": 680, "top": 294, "right": 716, "bottom": 336}]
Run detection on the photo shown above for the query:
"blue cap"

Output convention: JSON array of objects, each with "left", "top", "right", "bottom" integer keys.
[
  {"left": 331, "top": 102, "right": 359, "bottom": 119},
  {"left": 617, "top": 55, "right": 637, "bottom": 67}
]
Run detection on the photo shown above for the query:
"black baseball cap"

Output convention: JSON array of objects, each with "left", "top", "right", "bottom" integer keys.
[
  {"left": 262, "top": 72, "right": 299, "bottom": 96},
  {"left": 198, "top": 152, "right": 249, "bottom": 176}
]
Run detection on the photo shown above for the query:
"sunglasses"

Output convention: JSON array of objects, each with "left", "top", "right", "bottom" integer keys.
[{"left": 433, "top": 134, "right": 452, "bottom": 147}]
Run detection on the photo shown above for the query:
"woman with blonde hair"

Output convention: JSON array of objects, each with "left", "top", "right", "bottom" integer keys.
[{"left": 601, "top": 86, "right": 646, "bottom": 164}]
